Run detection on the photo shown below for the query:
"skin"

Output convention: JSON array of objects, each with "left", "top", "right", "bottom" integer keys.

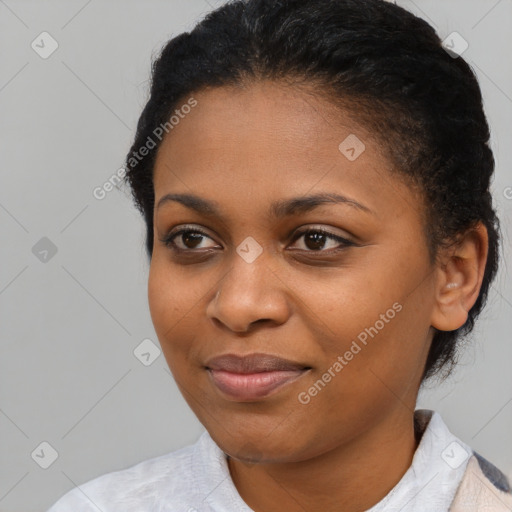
[{"left": 148, "top": 80, "right": 488, "bottom": 512}]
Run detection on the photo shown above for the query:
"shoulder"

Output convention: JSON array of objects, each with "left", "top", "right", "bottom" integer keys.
[
  {"left": 413, "top": 409, "right": 512, "bottom": 511},
  {"left": 46, "top": 436, "right": 203, "bottom": 512},
  {"left": 450, "top": 452, "right": 512, "bottom": 511}
]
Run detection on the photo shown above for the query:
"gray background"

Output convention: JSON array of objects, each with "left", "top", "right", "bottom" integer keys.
[{"left": 0, "top": 1, "right": 511, "bottom": 511}]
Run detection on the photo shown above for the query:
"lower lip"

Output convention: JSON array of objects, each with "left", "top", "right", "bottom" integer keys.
[{"left": 207, "top": 369, "right": 308, "bottom": 400}]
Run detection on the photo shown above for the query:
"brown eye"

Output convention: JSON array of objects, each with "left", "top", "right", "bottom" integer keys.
[
  {"left": 290, "top": 228, "right": 354, "bottom": 252},
  {"left": 161, "top": 227, "right": 218, "bottom": 251},
  {"left": 178, "top": 231, "right": 205, "bottom": 249}
]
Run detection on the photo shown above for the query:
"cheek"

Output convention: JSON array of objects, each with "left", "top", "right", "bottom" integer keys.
[
  {"left": 148, "top": 261, "right": 174, "bottom": 332},
  {"left": 148, "top": 256, "right": 203, "bottom": 326},
  {"left": 147, "top": 260, "right": 198, "bottom": 355},
  {"left": 304, "top": 249, "right": 432, "bottom": 388},
  {"left": 295, "top": 304, "right": 426, "bottom": 442}
]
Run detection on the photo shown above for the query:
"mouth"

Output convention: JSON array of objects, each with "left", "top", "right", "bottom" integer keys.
[{"left": 205, "top": 353, "right": 311, "bottom": 401}]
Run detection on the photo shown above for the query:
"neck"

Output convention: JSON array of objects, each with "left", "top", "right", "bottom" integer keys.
[{"left": 227, "top": 408, "right": 420, "bottom": 512}]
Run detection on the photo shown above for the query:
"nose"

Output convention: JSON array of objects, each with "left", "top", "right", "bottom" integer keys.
[{"left": 206, "top": 252, "right": 291, "bottom": 333}]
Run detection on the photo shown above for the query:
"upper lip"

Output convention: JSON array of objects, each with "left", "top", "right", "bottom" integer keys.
[{"left": 205, "top": 353, "right": 310, "bottom": 373}]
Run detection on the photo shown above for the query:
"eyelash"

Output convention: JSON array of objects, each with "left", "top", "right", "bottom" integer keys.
[{"left": 160, "top": 225, "right": 355, "bottom": 255}]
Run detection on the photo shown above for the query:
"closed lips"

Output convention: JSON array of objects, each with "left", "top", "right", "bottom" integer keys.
[
  {"left": 205, "top": 353, "right": 311, "bottom": 373},
  {"left": 205, "top": 353, "right": 312, "bottom": 401}
]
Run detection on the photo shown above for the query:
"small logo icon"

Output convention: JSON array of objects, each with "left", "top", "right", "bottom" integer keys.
[
  {"left": 31, "top": 441, "right": 59, "bottom": 469},
  {"left": 338, "top": 134, "right": 366, "bottom": 161},
  {"left": 32, "top": 237, "right": 58, "bottom": 263},
  {"left": 236, "top": 236, "right": 263, "bottom": 263},
  {"left": 31, "top": 32, "right": 59, "bottom": 59},
  {"left": 442, "top": 32, "right": 468, "bottom": 58},
  {"left": 441, "top": 441, "right": 470, "bottom": 469},
  {"left": 134, "top": 338, "right": 161, "bottom": 366}
]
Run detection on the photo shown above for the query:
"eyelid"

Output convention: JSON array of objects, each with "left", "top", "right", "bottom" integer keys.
[
  {"left": 160, "top": 223, "right": 356, "bottom": 253},
  {"left": 289, "top": 226, "right": 355, "bottom": 251},
  {"left": 160, "top": 225, "right": 218, "bottom": 248},
  {"left": 291, "top": 225, "right": 354, "bottom": 242}
]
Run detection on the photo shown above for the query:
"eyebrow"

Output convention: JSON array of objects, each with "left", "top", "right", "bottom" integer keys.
[{"left": 156, "top": 192, "right": 374, "bottom": 218}]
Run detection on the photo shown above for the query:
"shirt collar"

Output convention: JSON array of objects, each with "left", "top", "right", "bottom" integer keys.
[{"left": 367, "top": 409, "right": 471, "bottom": 512}]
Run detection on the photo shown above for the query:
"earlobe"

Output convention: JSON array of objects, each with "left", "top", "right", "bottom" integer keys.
[{"left": 430, "top": 223, "right": 489, "bottom": 332}]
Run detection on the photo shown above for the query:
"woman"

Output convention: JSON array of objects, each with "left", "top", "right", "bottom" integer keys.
[{"left": 48, "top": 0, "right": 511, "bottom": 510}]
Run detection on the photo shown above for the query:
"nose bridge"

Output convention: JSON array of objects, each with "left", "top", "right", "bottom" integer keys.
[
  {"left": 206, "top": 241, "right": 290, "bottom": 332},
  {"left": 229, "top": 242, "right": 272, "bottom": 297}
]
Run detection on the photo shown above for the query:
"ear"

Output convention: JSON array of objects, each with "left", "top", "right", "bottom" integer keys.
[{"left": 430, "top": 222, "right": 489, "bottom": 332}]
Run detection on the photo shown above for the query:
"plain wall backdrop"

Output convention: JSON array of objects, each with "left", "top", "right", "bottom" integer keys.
[{"left": 0, "top": 1, "right": 511, "bottom": 511}]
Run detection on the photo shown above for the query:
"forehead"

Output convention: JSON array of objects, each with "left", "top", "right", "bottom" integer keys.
[
  {"left": 152, "top": 80, "right": 420, "bottom": 222},
  {"left": 158, "top": 80, "right": 369, "bottom": 155}
]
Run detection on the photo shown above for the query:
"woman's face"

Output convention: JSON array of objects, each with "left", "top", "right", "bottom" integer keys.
[{"left": 149, "top": 80, "right": 438, "bottom": 463}]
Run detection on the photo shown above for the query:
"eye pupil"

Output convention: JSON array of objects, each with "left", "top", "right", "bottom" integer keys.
[
  {"left": 183, "top": 232, "right": 203, "bottom": 248},
  {"left": 305, "top": 232, "right": 327, "bottom": 250}
]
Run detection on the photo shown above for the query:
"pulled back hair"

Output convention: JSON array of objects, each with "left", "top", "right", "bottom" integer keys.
[{"left": 123, "top": 0, "right": 500, "bottom": 381}]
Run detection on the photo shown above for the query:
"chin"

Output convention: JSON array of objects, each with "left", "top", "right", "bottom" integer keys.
[{"left": 209, "top": 426, "right": 309, "bottom": 465}]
